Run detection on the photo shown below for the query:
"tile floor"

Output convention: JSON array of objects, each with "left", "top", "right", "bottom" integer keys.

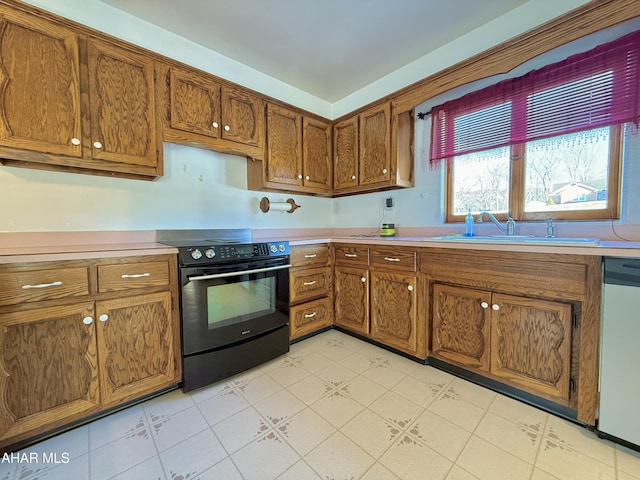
[{"left": 2, "top": 330, "right": 640, "bottom": 480}]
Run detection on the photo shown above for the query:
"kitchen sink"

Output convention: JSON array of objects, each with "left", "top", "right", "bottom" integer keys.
[{"left": 422, "top": 235, "right": 600, "bottom": 246}]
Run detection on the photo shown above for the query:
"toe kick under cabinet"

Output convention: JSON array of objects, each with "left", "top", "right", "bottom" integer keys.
[
  {"left": 0, "top": 254, "right": 181, "bottom": 451},
  {"left": 421, "top": 248, "right": 602, "bottom": 425}
]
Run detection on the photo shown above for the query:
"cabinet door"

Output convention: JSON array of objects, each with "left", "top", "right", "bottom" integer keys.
[
  {"left": 370, "top": 271, "right": 418, "bottom": 355},
  {"left": 266, "top": 103, "right": 303, "bottom": 186},
  {"left": 303, "top": 117, "right": 332, "bottom": 191},
  {"left": 290, "top": 297, "right": 333, "bottom": 341},
  {"left": 432, "top": 284, "right": 491, "bottom": 372},
  {"left": 87, "top": 38, "right": 159, "bottom": 169},
  {"left": 96, "top": 291, "right": 177, "bottom": 406},
  {"left": 0, "top": 8, "right": 82, "bottom": 157},
  {"left": 334, "top": 265, "right": 369, "bottom": 335},
  {"left": 221, "top": 85, "right": 265, "bottom": 148},
  {"left": 0, "top": 303, "right": 99, "bottom": 444},
  {"left": 169, "top": 68, "right": 221, "bottom": 138},
  {"left": 333, "top": 116, "right": 359, "bottom": 190},
  {"left": 490, "top": 293, "right": 573, "bottom": 402},
  {"left": 359, "top": 102, "right": 391, "bottom": 186}
]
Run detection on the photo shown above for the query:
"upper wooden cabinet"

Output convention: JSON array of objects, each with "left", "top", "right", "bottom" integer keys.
[
  {"left": 247, "top": 103, "right": 332, "bottom": 195},
  {"left": 333, "top": 102, "right": 413, "bottom": 195},
  {"left": 0, "top": 6, "right": 162, "bottom": 179},
  {"left": 159, "top": 64, "right": 265, "bottom": 159}
]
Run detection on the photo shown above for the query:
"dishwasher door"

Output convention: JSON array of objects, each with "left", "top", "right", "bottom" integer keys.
[{"left": 599, "top": 257, "right": 640, "bottom": 448}]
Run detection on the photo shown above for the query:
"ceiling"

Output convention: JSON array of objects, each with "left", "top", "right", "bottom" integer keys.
[{"left": 99, "top": 0, "right": 531, "bottom": 103}]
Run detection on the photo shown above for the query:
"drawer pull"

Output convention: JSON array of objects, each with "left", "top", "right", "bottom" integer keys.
[
  {"left": 304, "top": 254, "right": 317, "bottom": 258},
  {"left": 303, "top": 281, "right": 317, "bottom": 286},
  {"left": 384, "top": 257, "right": 400, "bottom": 262},
  {"left": 121, "top": 273, "right": 150, "bottom": 279},
  {"left": 304, "top": 312, "right": 317, "bottom": 318},
  {"left": 22, "top": 281, "right": 62, "bottom": 290},
  {"left": 345, "top": 253, "right": 358, "bottom": 258}
]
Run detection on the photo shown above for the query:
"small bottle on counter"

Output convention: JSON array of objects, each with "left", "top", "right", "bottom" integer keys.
[{"left": 464, "top": 210, "right": 474, "bottom": 237}]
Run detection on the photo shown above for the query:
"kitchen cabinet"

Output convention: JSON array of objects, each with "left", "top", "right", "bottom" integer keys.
[
  {"left": 0, "top": 254, "right": 180, "bottom": 450},
  {"left": 334, "top": 244, "right": 423, "bottom": 358},
  {"left": 422, "top": 248, "right": 601, "bottom": 419},
  {"left": 247, "top": 104, "right": 332, "bottom": 195},
  {"left": 289, "top": 244, "right": 333, "bottom": 340},
  {"left": 333, "top": 102, "right": 414, "bottom": 195},
  {"left": 158, "top": 64, "right": 265, "bottom": 159},
  {"left": 0, "top": 6, "right": 162, "bottom": 179}
]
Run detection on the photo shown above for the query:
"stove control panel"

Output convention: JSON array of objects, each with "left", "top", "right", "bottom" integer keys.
[{"left": 181, "top": 241, "right": 289, "bottom": 265}]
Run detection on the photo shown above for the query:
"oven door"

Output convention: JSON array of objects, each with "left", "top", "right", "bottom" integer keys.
[{"left": 180, "top": 260, "right": 290, "bottom": 356}]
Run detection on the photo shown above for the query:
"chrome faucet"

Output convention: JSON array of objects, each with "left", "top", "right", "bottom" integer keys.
[
  {"left": 545, "top": 216, "right": 555, "bottom": 238},
  {"left": 476, "top": 211, "right": 516, "bottom": 235}
]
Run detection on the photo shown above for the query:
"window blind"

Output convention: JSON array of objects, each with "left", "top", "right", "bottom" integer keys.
[{"left": 429, "top": 29, "right": 640, "bottom": 164}]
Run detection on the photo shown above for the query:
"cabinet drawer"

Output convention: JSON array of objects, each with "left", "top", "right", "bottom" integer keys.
[
  {"left": 0, "top": 266, "right": 90, "bottom": 306},
  {"left": 370, "top": 248, "right": 416, "bottom": 272},
  {"left": 290, "top": 244, "right": 330, "bottom": 267},
  {"left": 97, "top": 260, "right": 170, "bottom": 293},
  {"left": 334, "top": 245, "right": 369, "bottom": 266},
  {"left": 290, "top": 297, "right": 333, "bottom": 339},
  {"left": 290, "top": 267, "right": 331, "bottom": 305}
]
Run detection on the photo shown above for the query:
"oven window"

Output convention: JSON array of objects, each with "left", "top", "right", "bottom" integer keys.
[{"left": 206, "top": 277, "right": 275, "bottom": 328}]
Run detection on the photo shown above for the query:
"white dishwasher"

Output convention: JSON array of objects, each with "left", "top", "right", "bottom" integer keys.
[{"left": 598, "top": 257, "right": 640, "bottom": 449}]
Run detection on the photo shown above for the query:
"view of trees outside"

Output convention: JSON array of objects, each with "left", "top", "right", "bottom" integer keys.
[{"left": 451, "top": 127, "right": 610, "bottom": 215}]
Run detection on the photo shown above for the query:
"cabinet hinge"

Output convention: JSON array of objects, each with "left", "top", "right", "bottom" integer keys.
[
  {"left": 572, "top": 312, "right": 580, "bottom": 329},
  {"left": 569, "top": 377, "right": 577, "bottom": 393},
  {"left": 166, "top": 72, "right": 171, "bottom": 86},
  {"left": 156, "top": 150, "right": 159, "bottom": 161},
  {"left": 153, "top": 70, "right": 157, "bottom": 82},
  {"left": 167, "top": 107, "right": 171, "bottom": 121}
]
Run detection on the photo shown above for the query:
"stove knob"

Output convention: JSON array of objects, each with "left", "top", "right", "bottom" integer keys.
[
  {"left": 278, "top": 244, "right": 286, "bottom": 252},
  {"left": 269, "top": 244, "right": 278, "bottom": 254},
  {"left": 191, "top": 249, "right": 202, "bottom": 260},
  {"left": 204, "top": 248, "right": 216, "bottom": 259}
]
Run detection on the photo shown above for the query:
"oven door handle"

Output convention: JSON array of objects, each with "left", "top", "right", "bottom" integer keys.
[{"left": 188, "top": 264, "right": 292, "bottom": 281}]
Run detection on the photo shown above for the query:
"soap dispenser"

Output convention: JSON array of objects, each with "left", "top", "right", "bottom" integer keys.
[{"left": 465, "top": 210, "right": 474, "bottom": 237}]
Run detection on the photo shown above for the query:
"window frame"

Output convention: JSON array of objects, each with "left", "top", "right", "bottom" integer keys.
[{"left": 444, "top": 124, "right": 623, "bottom": 224}]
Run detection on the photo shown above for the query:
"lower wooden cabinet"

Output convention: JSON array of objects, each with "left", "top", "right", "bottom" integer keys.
[
  {"left": 289, "top": 244, "right": 333, "bottom": 340},
  {"left": 0, "top": 254, "right": 181, "bottom": 450},
  {"left": 334, "top": 265, "right": 370, "bottom": 336}
]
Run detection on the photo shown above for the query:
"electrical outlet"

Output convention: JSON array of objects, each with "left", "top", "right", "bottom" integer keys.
[{"left": 384, "top": 197, "right": 394, "bottom": 209}]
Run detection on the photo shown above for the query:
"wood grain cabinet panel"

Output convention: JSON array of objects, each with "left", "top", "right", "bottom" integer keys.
[
  {"left": 290, "top": 267, "right": 331, "bottom": 305},
  {"left": 97, "top": 260, "right": 170, "bottom": 293},
  {"left": 359, "top": 102, "right": 391, "bottom": 186},
  {"left": 221, "top": 85, "right": 265, "bottom": 149},
  {"left": 490, "top": 293, "right": 573, "bottom": 402},
  {"left": 431, "top": 283, "right": 491, "bottom": 372},
  {"left": 370, "top": 271, "right": 418, "bottom": 354},
  {"left": 302, "top": 117, "right": 332, "bottom": 191},
  {"left": 334, "top": 265, "right": 369, "bottom": 336},
  {"left": 0, "top": 266, "right": 89, "bottom": 306},
  {"left": 333, "top": 115, "right": 359, "bottom": 190},
  {"left": 266, "top": 103, "right": 303, "bottom": 187},
  {"left": 0, "top": 7, "right": 82, "bottom": 157},
  {"left": 168, "top": 68, "right": 221, "bottom": 138},
  {"left": 0, "top": 302, "right": 100, "bottom": 444},
  {"left": 290, "top": 297, "right": 332, "bottom": 340},
  {"left": 96, "top": 291, "right": 175, "bottom": 406}
]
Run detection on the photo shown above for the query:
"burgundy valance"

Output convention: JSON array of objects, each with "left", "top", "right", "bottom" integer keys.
[{"left": 429, "top": 29, "right": 640, "bottom": 164}]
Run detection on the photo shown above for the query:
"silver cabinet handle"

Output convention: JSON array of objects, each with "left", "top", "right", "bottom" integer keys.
[
  {"left": 304, "top": 254, "right": 317, "bottom": 259},
  {"left": 492, "top": 304, "right": 500, "bottom": 311},
  {"left": 384, "top": 257, "right": 400, "bottom": 262},
  {"left": 99, "top": 314, "right": 109, "bottom": 322},
  {"left": 22, "top": 281, "right": 62, "bottom": 289},
  {"left": 304, "top": 312, "right": 317, "bottom": 318},
  {"left": 121, "top": 273, "right": 150, "bottom": 279},
  {"left": 303, "top": 280, "right": 317, "bottom": 286},
  {"left": 480, "top": 301, "right": 489, "bottom": 309},
  {"left": 82, "top": 316, "right": 93, "bottom": 325},
  {"left": 345, "top": 253, "right": 358, "bottom": 258}
]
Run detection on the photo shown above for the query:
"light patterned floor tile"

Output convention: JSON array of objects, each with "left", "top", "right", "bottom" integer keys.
[
  {"left": 531, "top": 468, "right": 561, "bottom": 480},
  {"left": 148, "top": 405, "right": 209, "bottom": 452},
  {"left": 159, "top": 429, "right": 227, "bottom": 480},
  {"left": 212, "top": 406, "right": 265, "bottom": 454},
  {"left": 315, "top": 361, "right": 359, "bottom": 386},
  {"left": 617, "top": 445, "right": 640, "bottom": 478},
  {"left": 277, "top": 460, "right": 322, "bottom": 479},
  {"left": 230, "top": 373, "right": 283, "bottom": 404},
  {"left": 0, "top": 461, "right": 15, "bottom": 480},
  {"left": 489, "top": 394, "right": 549, "bottom": 432},
  {"left": 456, "top": 436, "right": 533, "bottom": 480},
  {"left": 110, "top": 455, "right": 165, "bottom": 480},
  {"left": 15, "top": 452, "right": 90, "bottom": 480},
  {"left": 543, "top": 415, "right": 615, "bottom": 467},
  {"left": 304, "top": 431, "right": 375, "bottom": 480},
  {"left": 536, "top": 436, "right": 616, "bottom": 480},
  {"left": 341, "top": 374, "right": 388, "bottom": 406},
  {"left": 198, "top": 457, "right": 243, "bottom": 480},
  {"left": 409, "top": 364, "right": 456, "bottom": 386},
  {"left": 361, "top": 462, "right": 402, "bottom": 479},
  {"left": 287, "top": 374, "right": 334, "bottom": 405},
  {"left": 278, "top": 407, "right": 336, "bottom": 456},
  {"left": 197, "top": 384, "right": 251, "bottom": 426},
  {"left": 428, "top": 389, "right": 486, "bottom": 432},
  {"left": 89, "top": 427, "right": 157, "bottom": 480},
  {"left": 296, "top": 350, "right": 335, "bottom": 373},
  {"left": 253, "top": 389, "right": 306, "bottom": 426},
  {"left": 393, "top": 374, "right": 448, "bottom": 408},
  {"left": 342, "top": 409, "right": 399, "bottom": 458},
  {"left": 446, "top": 378, "right": 497, "bottom": 410},
  {"left": 446, "top": 465, "right": 480, "bottom": 480},
  {"left": 143, "top": 388, "right": 195, "bottom": 421},
  {"left": 369, "top": 391, "right": 425, "bottom": 431},
  {"left": 379, "top": 434, "right": 452, "bottom": 480},
  {"left": 340, "top": 350, "right": 383, "bottom": 373},
  {"left": 474, "top": 411, "right": 541, "bottom": 463},
  {"left": 88, "top": 405, "right": 148, "bottom": 450},
  {"left": 311, "top": 387, "right": 366, "bottom": 428},
  {"left": 362, "top": 362, "right": 407, "bottom": 389},
  {"left": 410, "top": 409, "right": 471, "bottom": 461},
  {"left": 231, "top": 430, "right": 300, "bottom": 480}
]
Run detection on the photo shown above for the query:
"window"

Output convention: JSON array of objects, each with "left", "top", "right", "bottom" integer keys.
[{"left": 430, "top": 30, "right": 639, "bottom": 223}]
